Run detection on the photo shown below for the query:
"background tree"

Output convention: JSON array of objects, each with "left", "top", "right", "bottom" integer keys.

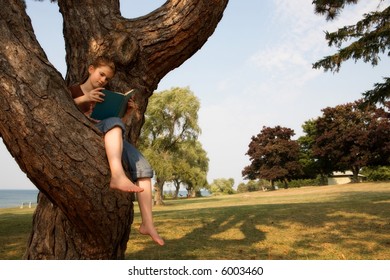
[
  {"left": 298, "top": 119, "right": 331, "bottom": 185},
  {"left": 312, "top": 0, "right": 390, "bottom": 104},
  {"left": 210, "top": 178, "right": 235, "bottom": 195},
  {"left": 312, "top": 100, "right": 390, "bottom": 182},
  {"left": 236, "top": 180, "right": 266, "bottom": 193},
  {"left": 361, "top": 165, "right": 390, "bottom": 181},
  {"left": 140, "top": 87, "right": 202, "bottom": 205},
  {"left": 172, "top": 140, "right": 209, "bottom": 198},
  {"left": 0, "top": 0, "right": 228, "bottom": 259},
  {"left": 242, "top": 126, "right": 302, "bottom": 188}
]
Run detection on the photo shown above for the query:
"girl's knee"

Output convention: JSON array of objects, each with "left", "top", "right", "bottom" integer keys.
[{"left": 96, "top": 117, "right": 126, "bottom": 136}]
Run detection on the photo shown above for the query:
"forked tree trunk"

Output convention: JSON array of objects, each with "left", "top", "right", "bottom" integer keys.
[{"left": 0, "top": 0, "right": 228, "bottom": 259}]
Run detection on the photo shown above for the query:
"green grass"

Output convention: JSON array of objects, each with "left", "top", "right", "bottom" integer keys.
[
  {"left": 0, "top": 208, "right": 33, "bottom": 260},
  {"left": 1, "top": 182, "right": 389, "bottom": 259}
]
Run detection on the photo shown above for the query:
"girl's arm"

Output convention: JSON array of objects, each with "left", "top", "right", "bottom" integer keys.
[
  {"left": 72, "top": 87, "right": 104, "bottom": 115},
  {"left": 73, "top": 94, "right": 91, "bottom": 108}
]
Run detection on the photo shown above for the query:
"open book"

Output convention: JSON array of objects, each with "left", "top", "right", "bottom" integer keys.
[{"left": 90, "top": 89, "right": 135, "bottom": 120}]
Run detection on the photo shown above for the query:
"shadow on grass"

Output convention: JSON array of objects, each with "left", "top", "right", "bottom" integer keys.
[{"left": 126, "top": 191, "right": 390, "bottom": 260}]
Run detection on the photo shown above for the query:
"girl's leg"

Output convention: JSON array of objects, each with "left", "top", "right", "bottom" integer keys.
[
  {"left": 104, "top": 127, "right": 143, "bottom": 193},
  {"left": 136, "top": 178, "right": 164, "bottom": 246},
  {"left": 119, "top": 138, "right": 163, "bottom": 245}
]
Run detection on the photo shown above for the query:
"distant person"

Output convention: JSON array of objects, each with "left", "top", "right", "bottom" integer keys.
[{"left": 69, "top": 56, "right": 164, "bottom": 246}]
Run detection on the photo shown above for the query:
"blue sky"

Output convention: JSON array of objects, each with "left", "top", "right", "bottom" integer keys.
[{"left": 1, "top": 0, "right": 388, "bottom": 189}]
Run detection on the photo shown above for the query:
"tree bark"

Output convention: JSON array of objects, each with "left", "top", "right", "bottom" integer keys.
[
  {"left": 351, "top": 166, "right": 360, "bottom": 183},
  {"left": 173, "top": 179, "right": 181, "bottom": 199},
  {"left": 154, "top": 178, "right": 166, "bottom": 206},
  {"left": 0, "top": 0, "right": 228, "bottom": 259}
]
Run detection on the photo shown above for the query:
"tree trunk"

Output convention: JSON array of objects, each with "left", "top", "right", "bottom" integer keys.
[
  {"left": 187, "top": 187, "right": 195, "bottom": 198},
  {"left": 351, "top": 166, "right": 360, "bottom": 183},
  {"left": 154, "top": 178, "right": 165, "bottom": 206},
  {"left": 0, "top": 0, "right": 228, "bottom": 259},
  {"left": 283, "top": 178, "right": 289, "bottom": 189},
  {"left": 173, "top": 180, "right": 181, "bottom": 199},
  {"left": 270, "top": 180, "right": 275, "bottom": 190},
  {"left": 24, "top": 193, "right": 134, "bottom": 259},
  {"left": 319, "top": 173, "right": 328, "bottom": 186}
]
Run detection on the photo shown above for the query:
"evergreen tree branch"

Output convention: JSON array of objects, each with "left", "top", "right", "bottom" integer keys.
[
  {"left": 362, "top": 77, "right": 390, "bottom": 105},
  {"left": 313, "top": 6, "right": 390, "bottom": 72},
  {"left": 313, "top": 0, "right": 359, "bottom": 20}
]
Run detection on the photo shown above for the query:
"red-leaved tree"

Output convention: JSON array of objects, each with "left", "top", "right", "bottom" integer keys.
[{"left": 243, "top": 126, "right": 303, "bottom": 188}]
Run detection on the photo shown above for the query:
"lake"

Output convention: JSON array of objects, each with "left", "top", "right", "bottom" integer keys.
[{"left": 0, "top": 189, "right": 39, "bottom": 208}]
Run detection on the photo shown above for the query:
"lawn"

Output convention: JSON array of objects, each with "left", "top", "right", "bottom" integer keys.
[{"left": 1, "top": 182, "right": 389, "bottom": 259}]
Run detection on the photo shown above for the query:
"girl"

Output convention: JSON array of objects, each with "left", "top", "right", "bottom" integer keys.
[{"left": 69, "top": 56, "right": 164, "bottom": 246}]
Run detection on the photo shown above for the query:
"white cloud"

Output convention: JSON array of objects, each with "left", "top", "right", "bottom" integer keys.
[
  {"left": 250, "top": 45, "right": 308, "bottom": 72},
  {"left": 247, "top": 1, "right": 328, "bottom": 93}
]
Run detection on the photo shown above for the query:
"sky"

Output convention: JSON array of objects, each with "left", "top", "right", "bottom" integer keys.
[{"left": 0, "top": 0, "right": 388, "bottom": 190}]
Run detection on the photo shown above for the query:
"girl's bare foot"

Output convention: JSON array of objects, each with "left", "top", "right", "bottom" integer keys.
[
  {"left": 110, "top": 176, "right": 144, "bottom": 193},
  {"left": 139, "top": 223, "right": 165, "bottom": 246}
]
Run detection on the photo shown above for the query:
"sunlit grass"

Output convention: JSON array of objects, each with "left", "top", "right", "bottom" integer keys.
[
  {"left": 0, "top": 182, "right": 389, "bottom": 259},
  {"left": 127, "top": 182, "right": 390, "bottom": 260}
]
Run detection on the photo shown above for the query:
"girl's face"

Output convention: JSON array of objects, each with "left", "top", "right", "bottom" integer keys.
[{"left": 88, "top": 65, "right": 115, "bottom": 88}]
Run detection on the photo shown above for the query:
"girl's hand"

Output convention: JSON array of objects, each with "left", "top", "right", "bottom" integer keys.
[
  {"left": 127, "top": 98, "right": 138, "bottom": 112},
  {"left": 86, "top": 87, "right": 105, "bottom": 103},
  {"left": 122, "top": 98, "right": 139, "bottom": 123}
]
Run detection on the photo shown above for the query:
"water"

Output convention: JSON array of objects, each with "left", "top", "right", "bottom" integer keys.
[
  {"left": 164, "top": 189, "right": 210, "bottom": 197},
  {"left": 0, "top": 189, "right": 39, "bottom": 209}
]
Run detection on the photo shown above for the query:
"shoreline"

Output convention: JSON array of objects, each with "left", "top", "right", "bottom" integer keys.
[{"left": 0, "top": 189, "right": 39, "bottom": 209}]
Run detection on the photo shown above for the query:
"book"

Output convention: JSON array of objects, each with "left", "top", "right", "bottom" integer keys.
[{"left": 90, "top": 89, "right": 135, "bottom": 120}]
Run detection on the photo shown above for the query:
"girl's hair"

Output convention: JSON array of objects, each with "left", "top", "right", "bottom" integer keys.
[
  {"left": 79, "top": 56, "right": 116, "bottom": 84},
  {"left": 90, "top": 56, "right": 116, "bottom": 74}
]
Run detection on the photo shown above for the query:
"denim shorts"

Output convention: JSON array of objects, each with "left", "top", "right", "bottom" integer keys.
[{"left": 96, "top": 117, "right": 154, "bottom": 181}]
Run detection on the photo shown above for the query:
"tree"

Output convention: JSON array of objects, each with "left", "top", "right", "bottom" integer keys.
[
  {"left": 172, "top": 140, "right": 209, "bottom": 198},
  {"left": 312, "top": 0, "right": 390, "bottom": 104},
  {"left": 236, "top": 180, "right": 266, "bottom": 193},
  {"left": 139, "top": 87, "right": 203, "bottom": 205},
  {"left": 210, "top": 178, "right": 235, "bottom": 195},
  {"left": 361, "top": 165, "right": 390, "bottom": 181},
  {"left": 312, "top": 100, "right": 390, "bottom": 182},
  {"left": 0, "top": 0, "right": 228, "bottom": 259},
  {"left": 242, "top": 126, "right": 302, "bottom": 188},
  {"left": 298, "top": 119, "right": 331, "bottom": 185}
]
